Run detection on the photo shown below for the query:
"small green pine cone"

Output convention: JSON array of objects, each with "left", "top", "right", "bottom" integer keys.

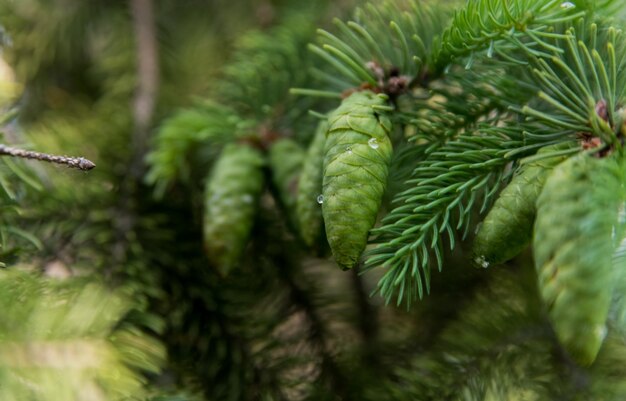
[
  {"left": 473, "top": 144, "right": 570, "bottom": 266},
  {"left": 323, "top": 91, "right": 393, "bottom": 269},
  {"left": 533, "top": 153, "right": 624, "bottom": 365},
  {"left": 296, "top": 121, "right": 327, "bottom": 247},
  {"left": 268, "top": 138, "right": 305, "bottom": 225},
  {"left": 203, "top": 143, "right": 265, "bottom": 276}
]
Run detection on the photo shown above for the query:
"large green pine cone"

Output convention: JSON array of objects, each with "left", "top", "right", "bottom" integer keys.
[
  {"left": 322, "top": 91, "right": 393, "bottom": 269},
  {"left": 296, "top": 121, "right": 327, "bottom": 247},
  {"left": 608, "top": 178, "right": 626, "bottom": 335},
  {"left": 610, "top": 223, "right": 626, "bottom": 336},
  {"left": 268, "top": 138, "right": 305, "bottom": 225},
  {"left": 204, "top": 143, "right": 265, "bottom": 276},
  {"left": 473, "top": 144, "right": 570, "bottom": 266},
  {"left": 533, "top": 153, "right": 624, "bottom": 365}
]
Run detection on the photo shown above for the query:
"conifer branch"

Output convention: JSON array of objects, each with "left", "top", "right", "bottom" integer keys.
[
  {"left": 366, "top": 128, "right": 526, "bottom": 305},
  {"left": 0, "top": 144, "right": 95, "bottom": 171},
  {"left": 146, "top": 103, "right": 241, "bottom": 196},
  {"left": 305, "top": 1, "right": 451, "bottom": 96},
  {"left": 433, "top": 0, "right": 587, "bottom": 71},
  {"left": 517, "top": 24, "right": 626, "bottom": 146},
  {"left": 218, "top": 15, "right": 317, "bottom": 119}
]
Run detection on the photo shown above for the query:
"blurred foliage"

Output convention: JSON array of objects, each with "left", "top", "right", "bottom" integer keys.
[
  {"left": 1, "top": 0, "right": 626, "bottom": 400},
  {"left": 0, "top": 269, "right": 164, "bottom": 401}
]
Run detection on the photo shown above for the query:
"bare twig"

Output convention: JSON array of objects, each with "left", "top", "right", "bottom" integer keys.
[
  {"left": 0, "top": 144, "right": 95, "bottom": 171},
  {"left": 130, "top": 0, "right": 159, "bottom": 175},
  {"left": 108, "top": 0, "right": 159, "bottom": 276}
]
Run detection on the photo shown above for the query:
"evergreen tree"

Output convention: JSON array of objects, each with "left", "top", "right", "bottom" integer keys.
[{"left": 2, "top": 0, "right": 626, "bottom": 400}]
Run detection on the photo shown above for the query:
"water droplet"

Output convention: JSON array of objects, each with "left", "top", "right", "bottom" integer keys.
[
  {"left": 368, "top": 138, "right": 379, "bottom": 149},
  {"left": 474, "top": 255, "right": 489, "bottom": 269},
  {"left": 241, "top": 194, "right": 253, "bottom": 204},
  {"left": 560, "top": 1, "right": 575, "bottom": 8},
  {"left": 345, "top": 146, "right": 353, "bottom": 154},
  {"left": 316, "top": 194, "right": 324, "bottom": 204}
]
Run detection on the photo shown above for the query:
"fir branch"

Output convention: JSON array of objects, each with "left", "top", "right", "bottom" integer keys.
[
  {"left": 217, "top": 13, "right": 319, "bottom": 120},
  {"left": 303, "top": 1, "right": 452, "bottom": 96},
  {"left": 517, "top": 23, "right": 626, "bottom": 145},
  {"left": 366, "top": 128, "right": 526, "bottom": 306},
  {"left": 145, "top": 102, "right": 242, "bottom": 196},
  {"left": 395, "top": 75, "right": 511, "bottom": 144},
  {"left": 0, "top": 144, "right": 95, "bottom": 171},
  {"left": 432, "top": 0, "right": 588, "bottom": 71}
]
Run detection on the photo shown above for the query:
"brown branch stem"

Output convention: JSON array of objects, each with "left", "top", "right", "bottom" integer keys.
[
  {"left": 130, "top": 0, "right": 159, "bottom": 176},
  {"left": 108, "top": 0, "right": 159, "bottom": 276},
  {"left": 0, "top": 144, "right": 95, "bottom": 171},
  {"left": 351, "top": 267, "right": 379, "bottom": 361}
]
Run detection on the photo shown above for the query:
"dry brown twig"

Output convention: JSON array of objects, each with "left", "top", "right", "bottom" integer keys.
[{"left": 0, "top": 144, "right": 95, "bottom": 171}]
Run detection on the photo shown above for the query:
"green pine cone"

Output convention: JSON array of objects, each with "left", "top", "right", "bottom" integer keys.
[
  {"left": 533, "top": 153, "right": 624, "bottom": 365},
  {"left": 473, "top": 144, "right": 570, "bottom": 266},
  {"left": 607, "top": 169, "right": 626, "bottom": 335},
  {"left": 296, "top": 121, "right": 327, "bottom": 247},
  {"left": 322, "top": 90, "right": 393, "bottom": 269},
  {"left": 609, "top": 224, "right": 626, "bottom": 335},
  {"left": 203, "top": 143, "right": 265, "bottom": 276},
  {"left": 268, "top": 138, "right": 305, "bottom": 225}
]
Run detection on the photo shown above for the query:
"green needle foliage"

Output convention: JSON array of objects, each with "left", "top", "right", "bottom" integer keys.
[
  {"left": 367, "top": 129, "right": 520, "bottom": 304},
  {"left": 295, "top": 0, "right": 452, "bottom": 98},
  {"left": 145, "top": 102, "right": 242, "bottom": 197},
  {"left": 7, "top": 0, "right": 626, "bottom": 399},
  {"left": 519, "top": 22, "right": 626, "bottom": 143},
  {"left": 294, "top": 0, "right": 626, "bottom": 309},
  {"left": 433, "top": 0, "right": 589, "bottom": 70}
]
